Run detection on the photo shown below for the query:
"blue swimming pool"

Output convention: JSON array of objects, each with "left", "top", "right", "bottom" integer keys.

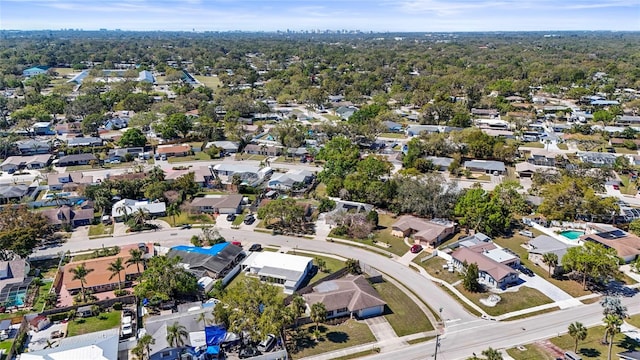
[
  {"left": 560, "top": 230, "right": 585, "bottom": 240},
  {"left": 5, "top": 290, "right": 27, "bottom": 307}
]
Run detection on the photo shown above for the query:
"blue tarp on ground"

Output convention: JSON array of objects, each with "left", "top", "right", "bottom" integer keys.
[{"left": 205, "top": 325, "right": 227, "bottom": 346}]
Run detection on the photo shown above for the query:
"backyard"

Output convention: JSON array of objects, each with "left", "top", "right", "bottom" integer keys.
[
  {"left": 371, "top": 280, "right": 434, "bottom": 336},
  {"left": 66, "top": 310, "right": 121, "bottom": 337},
  {"left": 288, "top": 320, "right": 376, "bottom": 359},
  {"left": 456, "top": 285, "right": 553, "bottom": 317}
]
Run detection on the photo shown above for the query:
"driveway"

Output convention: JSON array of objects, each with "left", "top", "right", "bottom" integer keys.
[{"left": 509, "top": 273, "right": 581, "bottom": 309}]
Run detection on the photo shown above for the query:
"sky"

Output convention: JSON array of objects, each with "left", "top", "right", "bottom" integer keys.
[{"left": 1, "top": 0, "right": 639, "bottom": 32}]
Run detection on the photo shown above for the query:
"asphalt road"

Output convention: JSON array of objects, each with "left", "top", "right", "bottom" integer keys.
[{"left": 34, "top": 225, "right": 640, "bottom": 359}]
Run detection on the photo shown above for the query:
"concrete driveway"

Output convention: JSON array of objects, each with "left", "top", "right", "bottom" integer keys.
[{"left": 509, "top": 273, "right": 581, "bottom": 309}]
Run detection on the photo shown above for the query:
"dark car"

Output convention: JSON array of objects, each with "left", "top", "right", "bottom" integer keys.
[
  {"left": 410, "top": 244, "right": 423, "bottom": 254},
  {"left": 244, "top": 215, "right": 256, "bottom": 225},
  {"left": 239, "top": 347, "right": 261, "bottom": 359},
  {"left": 179, "top": 224, "right": 192, "bottom": 230},
  {"left": 248, "top": 244, "right": 262, "bottom": 252},
  {"left": 226, "top": 213, "right": 236, "bottom": 221},
  {"left": 520, "top": 266, "right": 535, "bottom": 277}
]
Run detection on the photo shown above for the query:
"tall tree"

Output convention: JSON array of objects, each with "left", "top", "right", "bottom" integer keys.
[
  {"left": 134, "top": 255, "right": 198, "bottom": 303},
  {"left": 167, "top": 203, "right": 181, "bottom": 227},
  {"left": 70, "top": 263, "right": 94, "bottom": 303},
  {"left": 119, "top": 128, "right": 147, "bottom": 147},
  {"left": 568, "top": 322, "right": 587, "bottom": 353},
  {"left": 166, "top": 321, "right": 189, "bottom": 347},
  {"left": 126, "top": 248, "right": 145, "bottom": 274},
  {"left": 542, "top": 253, "right": 559, "bottom": 277},
  {"left": 310, "top": 302, "right": 327, "bottom": 332},
  {"left": 481, "top": 347, "right": 503, "bottom": 360},
  {"left": 562, "top": 242, "right": 620, "bottom": 290},
  {"left": 462, "top": 262, "right": 481, "bottom": 292},
  {"left": 132, "top": 333, "right": 155, "bottom": 360},
  {"left": 107, "top": 257, "right": 125, "bottom": 291},
  {"left": 603, "top": 314, "right": 622, "bottom": 360}
]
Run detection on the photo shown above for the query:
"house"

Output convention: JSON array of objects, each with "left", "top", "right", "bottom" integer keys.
[
  {"left": 67, "top": 137, "right": 103, "bottom": 147},
  {"left": 31, "top": 121, "right": 55, "bottom": 136},
  {"left": 475, "top": 119, "right": 509, "bottom": 129},
  {"left": 406, "top": 125, "right": 440, "bottom": 136},
  {"left": 40, "top": 205, "right": 94, "bottom": 228},
  {"left": 326, "top": 200, "right": 374, "bottom": 223},
  {"left": 0, "top": 184, "right": 30, "bottom": 204},
  {"left": 157, "top": 144, "right": 191, "bottom": 157},
  {"left": 382, "top": 121, "right": 403, "bottom": 133},
  {"left": 61, "top": 244, "right": 149, "bottom": 295},
  {"left": 0, "top": 258, "right": 31, "bottom": 308},
  {"left": 455, "top": 232, "right": 492, "bottom": 248},
  {"left": 303, "top": 274, "right": 387, "bottom": 319},
  {"left": 137, "top": 70, "right": 155, "bottom": 83},
  {"left": 206, "top": 141, "right": 240, "bottom": 154},
  {"left": 47, "top": 171, "right": 94, "bottom": 191},
  {"left": 21, "top": 328, "right": 119, "bottom": 360},
  {"left": 580, "top": 224, "right": 640, "bottom": 263},
  {"left": 463, "top": 160, "right": 506, "bottom": 175},
  {"left": 145, "top": 307, "right": 209, "bottom": 360},
  {"left": 527, "top": 148, "right": 566, "bottom": 167},
  {"left": 391, "top": 215, "right": 456, "bottom": 248},
  {"left": 210, "top": 163, "right": 273, "bottom": 187},
  {"left": 0, "top": 155, "right": 51, "bottom": 173},
  {"left": 481, "top": 128, "right": 516, "bottom": 139},
  {"left": 451, "top": 246, "right": 519, "bottom": 289},
  {"left": 577, "top": 152, "right": 617, "bottom": 167},
  {"left": 527, "top": 235, "right": 576, "bottom": 275},
  {"left": 17, "top": 139, "right": 51, "bottom": 155},
  {"left": 335, "top": 106, "right": 358, "bottom": 120},
  {"left": 267, "top": 169, "right": 315, "bottom": 190},
  {"left": 165, "top": 166, "right": 212, "bottom": 188},
  {"left": 57, "top": 153, "right": 98, "bottom": 167},
  {"left": 242, "top": 252, "right": 313, "bottom": 294},
  {"left": 104, "top": 117, "right": 129, "bottom": 130},
  {"left": 112, "top": 199, "right": 166, "bottom": 221},
  {"left": 424, "top": 156, "right": 454, "bottom": 171},
  {"left": 168, "top": 243, "right": 244, "bottom": 280},
  {"left": 471, "top": 108, "right": 499, "bottom": 118},
  {"left": 55, "top": 122, "right": 82, "bottom": 135},
  {"left": 617, "top": 115, "right": 640, "bottom": 126},
  {"left": 244, "top": 143, "right": 282, "bottom": 156},
  {"left": 286, "top": 147, "right": 310, "bottom": 159},
  {"left": 28, "top": 316, "right": 50, "bottom": 332},
  {"left": 189, "top": 194, "right": 243, "bottom": 214},
  {"left": 107, "top": 147, "right": 144, "bottom": 162},
  {"left": 22, "top": 66, "right": 49, "bottom": 77},
  {"left": 515, "top": 162, "right": 537, "bottom": 178}
]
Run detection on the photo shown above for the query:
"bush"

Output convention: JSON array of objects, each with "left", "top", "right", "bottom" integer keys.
[
  {"left": 113, "top": 289, "right": 129, "bottom": 297},
  {"left": 49, "top": 312, "right": 68, "bottom": 322},
  {"left": 112, "top": 302, "right": 123, "bottom": 310}
]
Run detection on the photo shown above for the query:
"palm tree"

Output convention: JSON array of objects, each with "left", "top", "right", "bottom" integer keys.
[
  {"left": 148, "top": 166, "right": 165, "bottom": 182},
  {"left": 568, "top": 322, "right": 588, "bottom": 353},
  {"left": 50, "top": 192, "right": 68, "bottom": 206},
  {"left": 196, "top": 312, "right": 210, "bottom": 329},
  {"left": 291, "top": 295, "right": 306, "bottom": 328},
  {"left": 166, "top": 321, "right": 189, "bottom": 348},
  {"left": 167, "top": 203, "right": 181, "bottom": 227},
  {"left": 127, "top": 248, "right": 145, "bottom": 274},
  {"left": 542, "top": 253, "right": 559, "bottom": 277},
  {"left": 132, "top": 333, "right": 155, "bottom": 360},
  {"left": 116, "top": 204, "right": 132, "bottom": 222},
  {"left": 310, "top": 302, "right": 326, "bottom": 333},
  {"left": 132, "top": 208, "right": 150, "bottom": 226},
  {"left": 604, "top": 314, "right": 623, "bottom": 360},
  {"left": 70, "top": 263, "right": 94, "bottom": 303},
  {"left": 107, "top": 257, "right": 125, "bottom": 291},
  {"left": 481, "top": 347, "right": 503, "bottom": 360}
]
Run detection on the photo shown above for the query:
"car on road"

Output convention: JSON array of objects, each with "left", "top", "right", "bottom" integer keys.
[
  {"left": 410, "top": 244, "right": 423, "bottom": 253},
  {"left": 519, "top": 266, "right": 534, "bottom": 277},
  {"left": 179, "top": 224, "right": 192, "bottom": 229},
  {"left": 239, "top": 347, "right": 261, "bottom": 359},
  {"left": 248, "top": 244, "right": 262, "bottom": 252},
  {"left": 244, "top": 214, "right": 256, "bottom": 225},
  {"left": 226, "top": 213, "right": 236, "bottom": 221}
]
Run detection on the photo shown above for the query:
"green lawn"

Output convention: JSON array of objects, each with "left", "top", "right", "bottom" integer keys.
[
  {"left": 32, "top": 280, "right": 54, "bottom": 311},
  {"left": 288, "top": 320, "right": 376, "bottom": 359},
  {"left": 379, "top": 133, "right": 406, "bottom": 139},
  {"left": 323, "top": 114, "right": 341, "bottom": 121},
  {"left": 614, "top": 146, "right": 639, "bottom": 154},
  {"left": 557, "top": 143, "right": 569, "bottom": 150},
  {"left": 507, "top": 343, "right": 556, "bottom": 360},
  {"left": 31, "top": 258, "right": 62, "bottom": 279},
  {"left": 626, "top": 314, "right": 640, "bottom": 328},
  {"left": 474, "top": 174, "right": 491, "bottom": 181},
  {"left": 492, "top": 235, "right": 592, "bottom": 298},
  {"left": 88, "top": 223, "right": 114, "bottom": 237},
  {"left": 292, "top": 251, "right": 345, "bottom": 284},
  {"left": 619, "top": 174, "right": 638, "bottom": 195},
  {"left": 371, "top": 214, "right": 410, "bottom": 256},
  {"left": 232, "top": 214, "right": 245, "bottom": 226},
  {"left": 372, "top": 280, "right": 434, "bottom": 336},
  {"left": 550, "top": 325, "right": 639, "bottom": 359},
  {"left": 167, "top": 152, "right": 211, "bottom": 163},
  {"left": 456, "top": 285, "right": 553, "bottom": 316},
  {"left": 159, "top": 212, "right": 215, "bottom": 227},
  {"left": 66, "top": 310, "right": 121, "bottom": 337},
  {"left": 0, "top": 339, "right": 14, "bottom": 357},
  {"left": 521, "top": 142, "right": 545, "bottom": 149},
  {"left": 63, "top": 165, "right": 94, "bottom": 171},
  {"left": 193, "top": 75, "right": 222, "bottom": 89},
  {"left": 414, "top": 256, "right": 460, "bottom": 284}
]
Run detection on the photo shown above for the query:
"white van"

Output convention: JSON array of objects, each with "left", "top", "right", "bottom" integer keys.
[
  {"left": 564, "top": 351, "right": 582, "bottom": 360},
  {"left": 121, "top": 316, "right": 133, "bottom": 337}
]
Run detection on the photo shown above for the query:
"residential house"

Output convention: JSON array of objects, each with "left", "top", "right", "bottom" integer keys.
[
  {"left": 464, "top": 160, "right": 506, "bottom": 175},
  {"left": 157, "top": 144, "right": 191, "bottom": 158},
  {"left": 326, "top": 200, "right": 374, "bottom": 224},
  {"left": 112, "top": 199, "right": 166, "bottom": 221},
  {"left": 104, "top": 117, "right": 129, "bottom": 130},
  {"left": 0, "top": 258, "right": 31, "bottom": 308},
  {"left": 471, "top": 108, "right": 499, "bottom": 118},
  {"left": 137, "top": 70, "right": 155, "bottom": 83},
  {"left": 481, "top": 128, "right": 516, "bottom": 139},
  {"left": 244, "top": 143, "right": 283, "bottom": 157},
  {"left": 527, "top": 148, "right": 566, "bottom": 167},
  {"left": 22, "top": 66, "right": 49, "bottom": 77},
  {"left": 0, "top": 184, "right": 30, "bottom": 204},
  {"left": 286, "top": 147, "right": 310, "bottom": 159},
  {"left": 241, "top": 252, "right": 313, "bottom": 294},
  {"left": 21, "top": 329, "right": 119, "bottom": 360},
  {"left": 475, "top": 119, "right": 509, "bottom": 129},
  {"left": 335, "top": 106, "right": 358, "bottom": 120},
  {"left": 0, "top": 155, "right": 51, "bottom": 173},
  {"left": 515, "top": 162, "right": 537, "bottom": 178},
  {"left": 67, "top": 137, "right": 103, "bottom": 147},
  {"left": 580, "top": 224, "right": 640, "bottom": 263},
  {"left": 31, "top": 122, "right": 55, "bottom": 136},
  {"left": 145, "top": 307, "right": 210, "bottom": 360},
  {"left": 206, "top": 141, "right": 240, "bottom": 154},
  {"left": 57, "top": 154, "right": 98, "bottom": 167},
  {"left": 455, "top": 232, "right": 492, "bottom": 248},
  {"left": 267, "top": 169, "right": 315, "bottom": 191},
  {"left": 577, "top": 152, "right": 617, "bottom": 167},
  {"left": 406, "top": 125, "right": 440, "bottom": 137},
  {"left": 17, "top": 139, "right": 51, "bottom": 155},
  {"left": 303, "top": 274, "right": 387, "bottom": 319},
  {"left": 527, "top": 235, "right": 576, "bottom": 275},
  {"left": 382, "top": 121, "right": 403, "bottom": 133},
  {"left": 165, "top": 166, "right": 212, "bottom": 188},
  {"left": 210, "top": 163, "right": 273, "bottom": 188},
  {"left": 616, "top": 115, "right": 640, "bottom": 126},
  {"left": 189, "top": 194, "right": 243, "bottom": 214},
  {"left": 168, "top": 243, "right": 244, "bottom": 280},
  {"left": 391, "top": 215, "right": 456, "bottom": 248},
  {"left": 27, "top": 316, "right": 51, "bottom": 332},
  {"left": 107, "top": 147, "right": 144, "bottom": 162},
  {"left": 47, "top": 172, "right": 94, "bottom": 191},
  {"left": 40, "top": 205, "right": 94, "bottom": 228},
  {"left": 451, "top": 245, "right": 519, "bottom": 289},
  {"left": 55, "top": 122, "right": 82, "bottom": 135}
]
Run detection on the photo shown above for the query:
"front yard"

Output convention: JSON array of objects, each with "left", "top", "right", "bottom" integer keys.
[
  {"left": 291, "top": 251, "right": 345, "bottom": 285},
  {"left": 456, "top": 285, "right": 553, "bottom": 317},
  {"left": 66, "top": 310, "right": 121, "bottom": 337},
  {"left": 372, "top": 280, "right": 434, "bottom": 336},
  {"left": 158, "top": 212, "right": 216, "bottom": 227},
  {"left": 167, "top": 152, "right": 211, "bottom": 163},
  {"left": 288, "top": 320, "right": 376, "bottom": 359},
  {"left": 88, "top": 223, "right": 114, "bottom": 237},
  {"left": 414, "top": 256, "right": 460, "bottom": 284}
]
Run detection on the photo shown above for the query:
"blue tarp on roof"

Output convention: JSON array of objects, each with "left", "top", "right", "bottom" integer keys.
[
  {"left": 172, "top": 243, "right": 229, "bottom": 256},
  {"left": 205, "top": 325, "right": 227, "bottom": 346},
  {"left": 206, "top": 345, "right": 220, "bottom": 355}
]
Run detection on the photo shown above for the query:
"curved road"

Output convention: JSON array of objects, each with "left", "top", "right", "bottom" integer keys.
[{"left": 33, "top": 226, "right": 640, "bottom": 359}]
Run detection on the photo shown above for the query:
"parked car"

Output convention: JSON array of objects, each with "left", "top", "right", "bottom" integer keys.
[
  {"left": 257, "top": 334, "right": 276, "bottom": 352},
  {"left": 239, "top": 347, "right": 261, "bottom": 359},
  {"left": 248, "top": 244, "right": 262, "bottom": 252},
  {"left": 244, "top": 214, "right": 256, "bottom": 225},
  {"left": 519, "top": 266, "right": 535, "bottom": 277},
  {"left": 518, "top": 230, "right": 534, "bottom": 238},
  {"left": 50, "top": 330, "right": 64, "bottom": 339},
  {"left": 180, "top": 224, "right": 192, "bottom": 229},
  {"left": 410, "top": 244, "right": 423, "bottom": 254},
  {"left": 226, "top": 213, "right": 236, "bottom": 221}
]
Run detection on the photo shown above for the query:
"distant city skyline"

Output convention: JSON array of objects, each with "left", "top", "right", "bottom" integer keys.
[{"left": 2, "top": 0, "right": 639, "bottom": 32}]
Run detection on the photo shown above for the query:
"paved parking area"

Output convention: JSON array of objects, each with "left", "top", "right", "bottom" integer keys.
[{"left": 27, "top": 322, "right": 67, "bottom": 352}]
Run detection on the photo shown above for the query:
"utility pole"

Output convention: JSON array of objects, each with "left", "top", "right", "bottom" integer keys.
[{"left": 433, "top": 333, "right": 440, "bottom": 360}]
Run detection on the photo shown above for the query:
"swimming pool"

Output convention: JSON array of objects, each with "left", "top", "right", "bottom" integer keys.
[
  {"left": 5, "top": 290, "right": 27, "bottom": 307},
  {"left": 560, "top": 230, "right": 585, "bottom": 240}
]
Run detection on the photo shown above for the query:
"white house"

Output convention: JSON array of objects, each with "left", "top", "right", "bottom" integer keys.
[
  {"left": 21, "top": 328, "right": 119, "bottom": 360},
  {"left": 112, "top": 199, "right": 166, "bottom": 221},
  {"left": 267, "top": 169, "right": 314, "bottom": 190},
  {"left": 0, "top": 155, "right": 51, "bottom": 173},
  {"left": 241, "top": 252, "right": 313, "bottom": 294},
  {"left": 211, "top": 164, "right": 273, "bottom": 187}
]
